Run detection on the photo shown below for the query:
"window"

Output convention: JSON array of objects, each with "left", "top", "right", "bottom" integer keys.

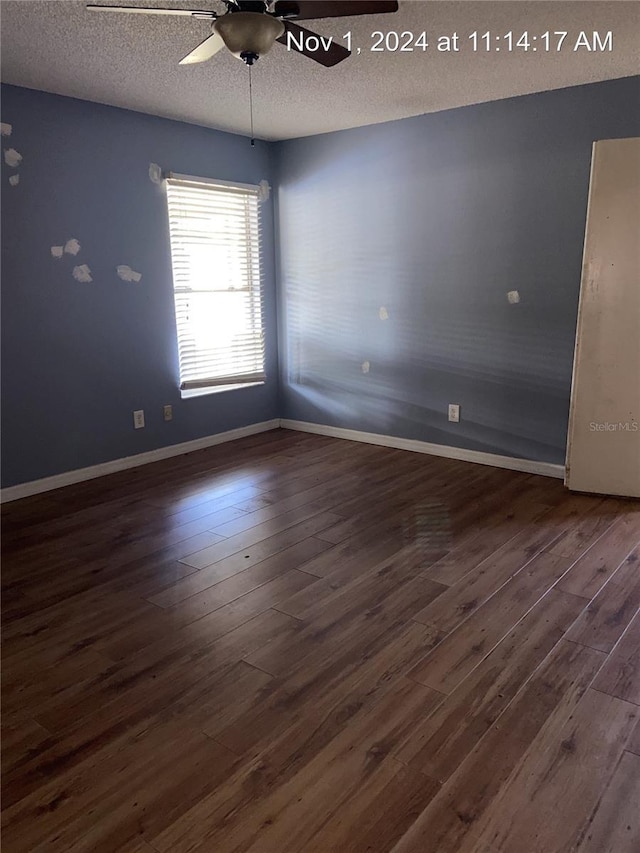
[{"left": 165, "top": 174, "right": 265, "bottom": 395}]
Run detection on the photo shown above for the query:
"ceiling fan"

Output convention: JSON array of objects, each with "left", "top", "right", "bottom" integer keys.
[{"left": 87, "top": 1, "right": 399, "bottom": 67}]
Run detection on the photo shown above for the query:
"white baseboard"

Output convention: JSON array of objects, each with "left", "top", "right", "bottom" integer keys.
[
  {"left": 0, "top": 419, "right": 280, "bottom": 503},
  {"left": 279, "top": 419, "right": 565, "bottom": 480},
  {"left": 1, "top": 416, "right": 564, "bottom": 503}
]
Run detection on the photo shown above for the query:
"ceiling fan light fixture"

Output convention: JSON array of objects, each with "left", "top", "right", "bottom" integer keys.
[{"left": 214, "top": 12, "right": 285, "bottom": 62}]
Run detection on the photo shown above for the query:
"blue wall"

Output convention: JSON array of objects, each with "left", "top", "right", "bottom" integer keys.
[
  {"left": 1, "top": 85, "right": 278, "bottom": 487},
  {"left": 3, "top": 77, "right": 639, "bottom": 487},
  {"left": 274, "top": 76, "right": 640, "bottom": 465}
]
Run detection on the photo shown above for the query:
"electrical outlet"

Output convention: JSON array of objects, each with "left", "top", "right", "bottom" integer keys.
[
  {"left": 448, "top": 404, "right": 460, "bottom": 423},
  {"left": 163, "top": 404, "right": 173, "bottom": 422},
  {"left": 133, "top": 409, "right": 145, "bottom": 429}
]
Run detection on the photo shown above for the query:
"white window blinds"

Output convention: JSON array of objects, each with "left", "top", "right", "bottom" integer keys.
[{"left": 165, "top": 175, "right": 265, "bottom": 392}]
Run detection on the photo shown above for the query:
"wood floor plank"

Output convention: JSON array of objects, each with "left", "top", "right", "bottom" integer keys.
[
  {"left": 302, "top": 759, "right": 439, "bottom": 853},
  {"left": 8, "top": 500, "right": 240, "bottom": 587},
  {"left": 32, "top": 602, "right": 303, "bottom": 738},
  {"left": 573, "top": 750, "right": 640, "bottom": 853},
  {"left": 220, "top": 619, "right": 441, "bottom": 759},
  {"left": 557, "top": 512, "right": 640, "bottom": 599},
  {"left": 152, "top": 678, "right": 442, "bottom": 853},
  {"left": 2, "top": 528, "right": 223, "bottom": 622},
  {"left": 2, "top": 645, "right": 115, "bottom": 723},
  {"left": 312, "top": 460, "right": 484, "bottom": 548},
  {"left": 591, "top": 610, "right": 640, "bottom": 704},
  {"left": 158, "top": 566, "right": 317, "bottom": 627},
  {"left": 101, "top": 567, "right": 312, "bottom": 662},
  {"left": 275, "top": 540, "right": 443, "bottom": 627},
  {"left": 422, "top": 493, "right": 584, "bottom": 587},
  {"left": 627, "top": 716, "right": 640, "bottom": 756},
  {"left": 464, "top": 689, "right": 638, "bottom": 853},
  {"left": 117, "top": 501, "right": 247, "bottom": 545},
  {"left": 2, "top": 592, "right": 162, "bottom": 669},
  {"left": 3, "top": 430, "right": 638, "bottom": 852},
  {"left": 23, "top": 552, "right": 202, "bottom": 610},
  {"left": 191, "top": 661, "right": 274, "bottom": 739},
  {"left": 150, "top": 512, "right": 341, "bottom": 606},
  {"left": 445, "top": 471, "right": 546, "bottom": 527},
  {"left": 207, "top": 473, "right": 362, "bottom": 537},
  {"left": 281, "top": 523, "right": 407, "bottom": 581},
  {"left": 148, "top": 626, "right": 436, "bottom": 853},
  {"left": 407, "top": 549, "right": 581, "bottom": 693},
  {"left": 566, "top": 544, "right": 640, "bottom": 652},
  {"left": 250, "top": 576, "right": 444, "bottom": 680},
  {"left": 546, "top": 498, "right": 623, "bottom": 559},
  {"left": 166, "top": 483, "right": 266, "bottom": 526},
  {"left": 413, "top": 543, "right": 538, "bottom": 634},
  {"left": 1, "top": 609, "right": 299, "bottom": 812},
  {"left": 390, "top": 641, "right": 606, "bottom": 853},
  {"left": 1, "top": 719, "right": 239, "bottom": 853},
  {"left": 0, "top": 718, "right": 53, "bottom": 777},
  {"left": 148, "top": 535, "right": 329, "bottom": 615},
  {"left": 396, "top": 588, "right": 586, "bottom": 781},
  {"left": 176, "top": 507, "right": 342, "bottom": 572},
  {"left": 95, "top": 555, "right": 201, "bottom": 600},
  {"left": 115, "top": 838, "right": 159, "bottom": 853}
]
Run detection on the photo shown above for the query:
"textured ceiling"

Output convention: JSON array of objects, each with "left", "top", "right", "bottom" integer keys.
[{"left": 1, "top": 1, "right": 639, "bottom": 140}]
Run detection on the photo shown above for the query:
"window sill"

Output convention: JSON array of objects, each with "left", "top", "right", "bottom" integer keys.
[{"left": 180, "top": 382, "right": 264, "bottom": 400}]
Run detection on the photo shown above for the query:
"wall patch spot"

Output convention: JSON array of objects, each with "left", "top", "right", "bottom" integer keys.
[
  {"left": 507, "top": 290, "right": 520, "bottom": 304},
  {"left": 117, "top": 265, "right": 142, "bottom": 283},
  {"left": 149, "top": 163, "right": 163, "bottom": 184},
  {"left": 258, "top": 180, "right": 270, "bottom": 202},
  {"left": 72, "top": 264, "right": 93, "bottom": 283},
  {"left": 1, "top": 123, "right": 12, "bottom": 137},
  {"left": 50, "top": 246, "right": 64, "bottom": 259},
  {"left": 379, "top": 307, "right": 389, "bottom": 320},
  {"left": 9, "top": 174, "right": 20, "bottom": 186},
  {"left": 64, "top": 238, "right": 81, "bottom": 256},
  {"left": 4, "top": 148, "right": 22, "bottom": 168},
  {"left": 361, "top": 360, "right": 371, "bottom": 374}
]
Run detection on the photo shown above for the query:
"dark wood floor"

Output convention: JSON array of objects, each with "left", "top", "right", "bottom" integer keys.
[{"left": 2, "top": 429, "right": 639, "bottom": 852}]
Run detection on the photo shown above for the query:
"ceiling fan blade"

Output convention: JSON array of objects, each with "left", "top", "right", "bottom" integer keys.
[
  {"left": 273, "top": 1, "right": 398, "bottom": 21},
  {"left": 86, "top": 5, "right": 217, "bottom": 19},
  {"left": 179, "top": 31, "right": 225, "bottom": 64},
  {"left": 277, "top": 21, "right": 350, "bottom": 66}
]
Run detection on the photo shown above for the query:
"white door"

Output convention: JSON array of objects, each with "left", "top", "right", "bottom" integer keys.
[{"left": 565, "top": 137, "right": 640, "bottom": 498}]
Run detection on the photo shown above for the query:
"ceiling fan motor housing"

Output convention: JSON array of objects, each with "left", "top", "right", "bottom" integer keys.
[
  {"left": 232, "top": 0, "right": 271, "bottom": 11},
  {"left": 215, "top": 11, "right": 285, "bottom": 63}
]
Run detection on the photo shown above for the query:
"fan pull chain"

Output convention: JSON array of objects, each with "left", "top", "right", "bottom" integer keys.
[{"left": 249, "top": 65, "right": 255, "bottom": 147}]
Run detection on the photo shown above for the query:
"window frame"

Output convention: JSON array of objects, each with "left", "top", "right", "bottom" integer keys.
[{"left": 165, "top": 172, "right": 267, "bottom": 399}]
